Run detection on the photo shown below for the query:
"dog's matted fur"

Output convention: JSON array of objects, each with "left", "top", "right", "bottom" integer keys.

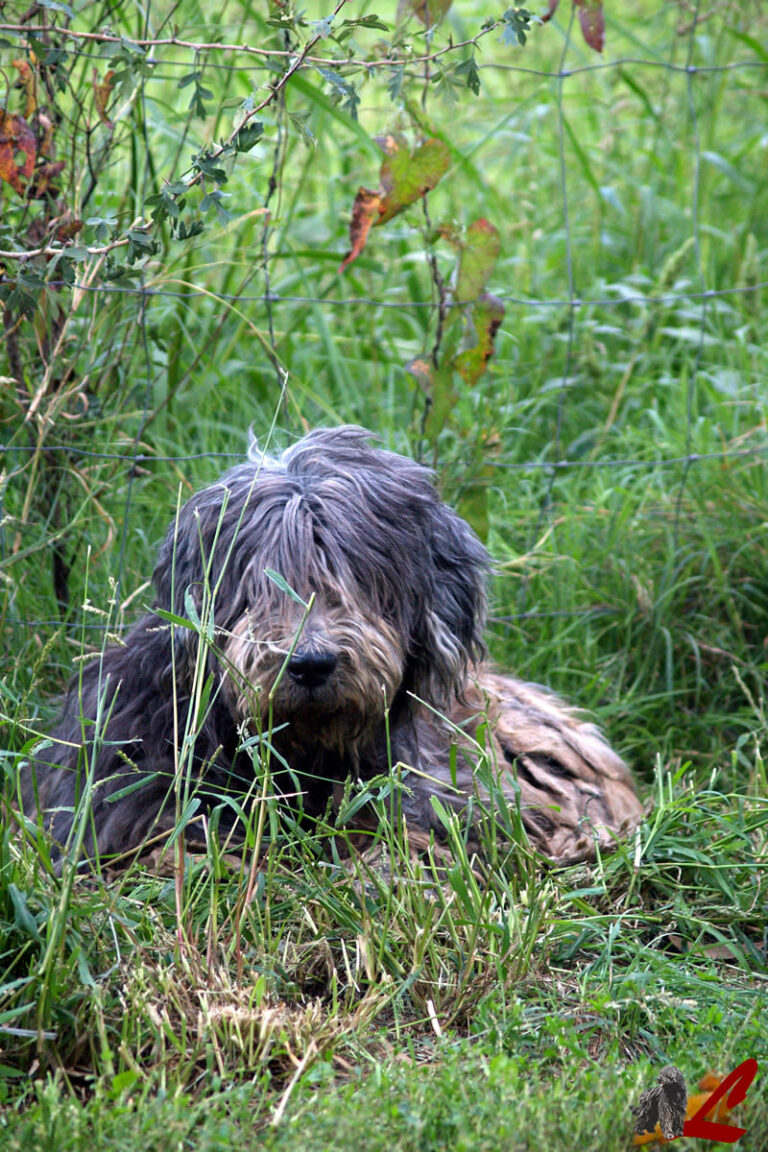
[{"left": 22, "top": 426, "right": 642, "bottom": 865}]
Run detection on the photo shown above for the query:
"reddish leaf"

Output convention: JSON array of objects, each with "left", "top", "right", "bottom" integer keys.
[
  {"left": 541, "top": 0, "right": 604, "bottom": 53},
  {"left": 454, "top": 293, "right": 505, "bottom": 386},
  {"left": 455, "top": 219, "right": 501, "bottom": 303},
  {"left": 377, "top": 135, "right": 451, "bottom": 225},
  {"left": 339, "top": 187, "right": 382, "bottom": 270},
  {"left": 575, "top": 0, "right": 604, "bottom": 53},
  {"left": 52, "top": 218, "right": 84, "bottom": 243},
  {"left": 0, "top": 111, "right": 36, "bottom": 196}
]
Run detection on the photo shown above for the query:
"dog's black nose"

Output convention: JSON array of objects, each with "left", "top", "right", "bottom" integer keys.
[{"left": 287, "top": 649, "right": 338, "bottom": 689}]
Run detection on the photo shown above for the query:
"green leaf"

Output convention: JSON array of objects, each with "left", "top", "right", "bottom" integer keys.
[
  {"left": 76, "top": 949, "right": 96, "bottom": 988},
  {"left": 166, "top": 798, "right": 202, "bottom": 846},
  {"left": 377, "top": 135, "right": 451, "bottom": 225},
  {"left": 454, "top": 55, "right": 481, "bottom": 96},
  {"left": 175, "top": 218, "right": 205, "bottom": 241},
  {"left": 194, "top": 672, "right": 215, "bottom": 728},
  {"left": 235, "top": 120, "right": 264, "bottom": 152},
  {"left": 455, "top": 219, "right": 501, "bottom": 302},
  {"left": 146, "top": 187, "right": 180, "bottom": 223},
  {"left": 153, "top": 608, "right": 196, "bottom": 629},
  {"left": 2, "top": 283, "right": 40, "bottom": 318},
  {"left": 454, "top": 292, "right": 506, "bottom": 387},
  {"left": 106, "top": 773, "right": 163, "bottom": 802},
  {"left": 360, "top": 13, "right": 389, "bottom": 29},
  {"left": 264, "top": 568, "right": 309, "bottom": 606},
  {"left": 200, "top": 189, "right": 232, "bottom": 224},
  {"left": 183, "top": 587, "right": 202, "bottom": 628},
  {"left": 500, "top": 7, "right": 535, "bottom": 47},
  {"left": 387, "top": 66, "right": 405, "bottom": 103},
  {"left": 193, "top": 152, "right": 228, "bottom": 184},
  {"left": 423, "top": 362, "right": 459, "bottom": 440},
  {"left": 126, "top": 228, "right": 155, "bottom": 250},
  {"left": 315, "top": 67, "right": 361, "bottom": 121},
  {"left": 8, "top": 885, "right": 41, "bottom": 941},
  {"left": 287, "top": 110, "right": 316, "bottom": 148},
  {"left": 188, "top": 83, "right": 211, "bottom": 120},
  {"left": 177, "top": 70, "right": 202, "bottom": 89},
  {"left": 431, "top": 65, "right": 462, "bottom": 106},
  {"left": 107, "top": 1070, "right": 140, "bottom": 1100},
  {"left": 702, "top": 150, "right": 755, "bottom": 192},
  {"left": 726, "top": 27, "right": 768, "bottom": 63},
  {"left": 86, "top": 216, "right": 113, "bottom": 242}
]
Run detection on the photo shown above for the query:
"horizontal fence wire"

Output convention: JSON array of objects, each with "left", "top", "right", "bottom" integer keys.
[{"left": 2, "top": 283, "right": 766, "bottom": 306}]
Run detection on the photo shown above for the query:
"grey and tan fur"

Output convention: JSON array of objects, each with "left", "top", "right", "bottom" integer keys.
[{"left": 22, "top": 426, "right": 642, "bottom": 866}]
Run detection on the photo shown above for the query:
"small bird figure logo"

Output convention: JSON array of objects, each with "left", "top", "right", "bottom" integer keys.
[{"left": 632, "top": 1065, "right": 688, "bottom": 1140}]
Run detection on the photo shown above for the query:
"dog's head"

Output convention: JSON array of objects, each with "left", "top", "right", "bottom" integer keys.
[{"left": 154, "top": 426, "right": 488, "bottom": 748}]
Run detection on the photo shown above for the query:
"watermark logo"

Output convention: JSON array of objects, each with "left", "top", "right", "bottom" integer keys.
[{"left": 632, "top": 1059, "right": 758, "bottom": 1144}]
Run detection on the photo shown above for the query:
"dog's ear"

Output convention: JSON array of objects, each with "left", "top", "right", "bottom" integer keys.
[{"left": 413, "top": 501, "right": 489, "bottom": 703}]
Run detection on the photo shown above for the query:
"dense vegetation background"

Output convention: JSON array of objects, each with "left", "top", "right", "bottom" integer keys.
[{"left": 1, "top": 0, "right": 767, "bottom": 1147}]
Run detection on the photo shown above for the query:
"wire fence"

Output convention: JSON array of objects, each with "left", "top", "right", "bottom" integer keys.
[{"left": 2, "top": 1, "right": 767, "bottom": 651}]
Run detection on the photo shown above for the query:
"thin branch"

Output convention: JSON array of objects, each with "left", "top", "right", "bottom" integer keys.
[{"left": 0, "top": 20, "right": 499, "bottom": 70}]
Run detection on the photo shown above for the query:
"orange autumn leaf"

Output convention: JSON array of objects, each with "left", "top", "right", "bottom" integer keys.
[
  {"left": 339, "top": 188, "right": 382, "bottom": 271},
  {"left": 0, "top": 110, "right": 37, "bottom": 196},
  {"left": 93, "top": 68, "right": 116, "bottom": 128},
  {"left": 12, "top": 57, "right": 38, "bottom": 117}
]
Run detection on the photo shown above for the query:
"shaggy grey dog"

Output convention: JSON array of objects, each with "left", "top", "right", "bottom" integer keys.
[{"left": 22, "top": 426, "right": 641, "bottom": 866}]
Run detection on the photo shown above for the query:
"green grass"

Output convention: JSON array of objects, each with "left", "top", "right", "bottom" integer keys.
[{"left": 2, "top": 0, "right": 768, "bottom": 1146}]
